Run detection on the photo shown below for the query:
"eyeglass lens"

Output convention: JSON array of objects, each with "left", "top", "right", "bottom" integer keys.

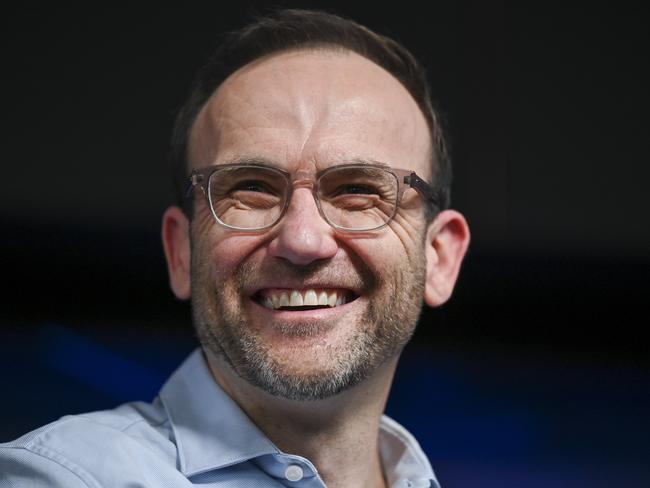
[{"left": 207, "top": 165, "right": 399, "bottom": 231}]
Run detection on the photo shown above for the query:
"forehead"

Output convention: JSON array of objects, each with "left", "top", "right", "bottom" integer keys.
[{"left": 189, "top": 48, "right": 431, "bottom": 177}]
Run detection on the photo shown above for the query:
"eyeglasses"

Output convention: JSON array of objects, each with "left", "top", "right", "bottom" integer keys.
[{"left": 184, "top": 162, "right": 439, "bottom": 232}]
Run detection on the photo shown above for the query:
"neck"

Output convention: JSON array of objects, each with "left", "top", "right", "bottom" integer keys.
[{"left": 204, "top": 350, "right": 397, "bottom": 488}]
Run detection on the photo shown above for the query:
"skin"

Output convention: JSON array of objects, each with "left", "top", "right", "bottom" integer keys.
[{"left": 162, "top": 48, "right": 470, "bottom": 488}]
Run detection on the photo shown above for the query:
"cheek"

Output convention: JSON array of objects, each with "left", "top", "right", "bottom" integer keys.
[
  {"left": 340, "top": 215, "right": 426, "bottom": 283},
  {"left": 201, "top": 233, "right": 268, "bottom": 282},
  {"left": 341, "top": 235, "right": 405, "bottom": 280},
  {"left": 191, "top": 206, "right": 268, "bottom": 280}
]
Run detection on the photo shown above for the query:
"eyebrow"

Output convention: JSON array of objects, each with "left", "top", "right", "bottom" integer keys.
[
  {"left": 347, "top": 158, "right": 392, "bottom": 170},
  {"left": 210, "top": 156, "right": 279, "bottom": 168},
  {"left": 209, "top": 156, "right": 393, "bottom": 171}
]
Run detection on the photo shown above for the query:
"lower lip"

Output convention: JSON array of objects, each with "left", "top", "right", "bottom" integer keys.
[{"left": 247, "top": 295, "right": 360, "bottom": 321}]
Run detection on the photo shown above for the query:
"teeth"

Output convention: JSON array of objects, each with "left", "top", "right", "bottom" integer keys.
[
  {"left": 304, "top": 290, "right": 318, "bottom": 306},
  {"left": 289, "top": 291, "right": 303, "bottom": 307},
  {"left": 318, "top": 291, "right": 329, "bottom": 306},
  {"left": 259, "top": 289, "right": 349, "bottom": 310}
]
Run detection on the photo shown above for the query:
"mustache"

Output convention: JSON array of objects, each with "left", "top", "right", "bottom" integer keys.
[{"left": 234, "top": 258, "right": 376, "bottom": 292}]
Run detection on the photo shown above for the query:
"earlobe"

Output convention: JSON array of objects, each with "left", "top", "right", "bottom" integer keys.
[
  {"left": 423, "top": 210, "right": 470, "bottom": 308},
  {"left": 161, "top": 206, "right": 192, "bottom": 300}
]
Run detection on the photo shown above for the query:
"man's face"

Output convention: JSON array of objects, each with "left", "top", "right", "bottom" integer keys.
[{"left": 186, "top": 49, "right": 434, "bottom": 400}]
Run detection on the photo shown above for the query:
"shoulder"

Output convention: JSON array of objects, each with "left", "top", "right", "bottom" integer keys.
[{"left": 0, "top": 399, "right": 175, "bottom": 488}]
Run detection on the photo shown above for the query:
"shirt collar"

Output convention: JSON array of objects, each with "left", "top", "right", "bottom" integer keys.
[
  {"left": 159, "top": 348, "right": 278, "bottom": 477},
  {"left": 379, "top": 415, "right": 439, "bottom": 488},
  {"left": 159, "top": 348, "right": 438, "bottom": 487}
]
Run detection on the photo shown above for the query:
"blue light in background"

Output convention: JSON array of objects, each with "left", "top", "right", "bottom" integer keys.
[{"left": 38, "top": 323, "right": 165, "bottom": 402}]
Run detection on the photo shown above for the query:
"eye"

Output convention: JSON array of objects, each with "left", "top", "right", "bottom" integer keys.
[
  {"left": 231, "top": 180, "right": 276, "bottom": 194},
  {"left": 334, "top": 184, "right": 379, "bottom": 196}
]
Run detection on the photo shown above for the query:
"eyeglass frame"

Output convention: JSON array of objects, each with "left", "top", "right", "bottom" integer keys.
[{"left": 184, "top": 162, "right": 440, "bottom": 232}]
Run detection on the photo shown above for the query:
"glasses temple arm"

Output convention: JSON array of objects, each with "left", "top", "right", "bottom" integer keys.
[
  {"left": 404, "top": 173, "right": 439, "bottom": 208},
  {"left": 184, "top": 171, "right": 204, "bottom": 199}
]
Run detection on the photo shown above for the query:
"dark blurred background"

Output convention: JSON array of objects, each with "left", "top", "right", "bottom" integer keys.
[{"left": 2, "top": 2, "right": 648, "bottom": 487}]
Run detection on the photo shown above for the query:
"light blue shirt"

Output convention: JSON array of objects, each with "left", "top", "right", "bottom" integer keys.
[{"left": 0, "top": 349, "right": 439, "bottom": 488}]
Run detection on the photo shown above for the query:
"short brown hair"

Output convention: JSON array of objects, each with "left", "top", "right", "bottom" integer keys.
[{"left": 169, "top": 8, "right": 451, "bottom": 217}]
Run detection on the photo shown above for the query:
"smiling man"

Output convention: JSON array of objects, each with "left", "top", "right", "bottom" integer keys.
[{"left": 0, "top": 9, "right": 469, "bottom": 488}]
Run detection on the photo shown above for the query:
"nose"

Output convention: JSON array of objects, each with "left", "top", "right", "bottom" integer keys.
[{"left": 267, "top": 187, "right": 338, "bottom": 265}]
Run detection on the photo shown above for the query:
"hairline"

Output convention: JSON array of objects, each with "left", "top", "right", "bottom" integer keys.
[{"left": 186, "top": 44, "right": 435, "bottom": 182}]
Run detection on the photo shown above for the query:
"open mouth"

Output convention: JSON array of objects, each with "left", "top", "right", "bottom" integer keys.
[{"left": 252, "top": 288, "right": 358, "bottom": 311}]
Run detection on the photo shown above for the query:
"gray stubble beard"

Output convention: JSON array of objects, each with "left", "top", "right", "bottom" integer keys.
[{"left": 190, "top": 244, "right": 426, "bottom": 401}]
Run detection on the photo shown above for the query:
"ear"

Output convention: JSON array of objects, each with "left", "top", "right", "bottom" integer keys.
[
  {"left": 424, "top": 209, "right": 470, "bottom": 308},
  {"left": 161, "top": 206, "right": 191, "bottom": 300}
]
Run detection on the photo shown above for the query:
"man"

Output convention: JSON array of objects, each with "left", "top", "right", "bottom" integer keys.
[{"left": 1, "top": 9, "right": 469, "bottom": 488}]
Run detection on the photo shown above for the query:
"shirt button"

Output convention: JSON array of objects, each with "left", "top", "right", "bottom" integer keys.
[{"left": 284, "top": 464, "right": 304, "bottom": 482}]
